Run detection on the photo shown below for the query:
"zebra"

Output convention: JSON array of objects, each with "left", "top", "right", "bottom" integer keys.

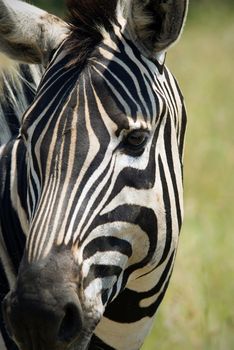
[{"left": 0, "top": 0, "right": 188, "bottom": 349}]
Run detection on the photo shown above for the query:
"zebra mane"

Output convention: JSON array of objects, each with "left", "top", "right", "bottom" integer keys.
[
  {"left": 65, "top": 0, "right": 118, "bottom": 65},
  {"left": 0, "top": 56, "right": 43, "bottom": 144}
]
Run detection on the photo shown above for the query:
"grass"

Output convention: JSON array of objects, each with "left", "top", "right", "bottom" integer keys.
[{"left": 143, "top": 5, "right": 234, "bottom": 350}]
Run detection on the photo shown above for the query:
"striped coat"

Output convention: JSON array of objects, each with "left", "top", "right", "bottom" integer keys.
[{"left": 0, "top": 1, "right": 188, "bottom": 349}]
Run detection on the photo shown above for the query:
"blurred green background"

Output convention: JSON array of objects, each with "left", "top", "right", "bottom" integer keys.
[
  {"left": 144, "top": 3, "right": 234, "bottom": 349},
  {"left": 33, "top": 1, "right": 234, "bottom": 349}
]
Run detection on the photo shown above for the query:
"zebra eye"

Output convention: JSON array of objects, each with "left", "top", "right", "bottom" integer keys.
[{"left": 123, "top": 130, "right": 149, "bottom": 155}]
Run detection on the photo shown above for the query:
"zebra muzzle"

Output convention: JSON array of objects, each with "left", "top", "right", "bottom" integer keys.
[
  {"left": 3, "top": 288, "right": 84, "bottom": 350},
  {"left": 2, "top": 255, "right": 85, "bottom": 350}
]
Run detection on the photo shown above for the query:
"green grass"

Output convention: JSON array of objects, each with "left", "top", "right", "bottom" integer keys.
[{"left": 143, "top": 5, "right": 234, "bottom": 350}]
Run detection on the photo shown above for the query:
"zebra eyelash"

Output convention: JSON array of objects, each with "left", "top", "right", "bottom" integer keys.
[{"left": 121, "top": 129, "right": 150, "bottom": 156}]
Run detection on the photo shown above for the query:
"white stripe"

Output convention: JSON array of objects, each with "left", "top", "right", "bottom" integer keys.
[
  {"left": 0, "top": 227, "right": 16, "bottom": 289},
  {"left": 95, "top": 316, "right": 155, "bottom": 350},
  {"left": 0, "top": 331, "right": 7, "bottom": 350},
  {"left": 10, "top": 140, "right": 29, "bottom": 234}
]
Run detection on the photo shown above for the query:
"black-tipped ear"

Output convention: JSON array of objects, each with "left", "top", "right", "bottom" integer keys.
[{"left": 124, "top": 0, "right": 189, "bottom": 58}]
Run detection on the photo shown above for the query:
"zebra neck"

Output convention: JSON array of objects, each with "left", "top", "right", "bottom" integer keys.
[{"left": 0, "top": 138, "right": 27, "bottom": 274}]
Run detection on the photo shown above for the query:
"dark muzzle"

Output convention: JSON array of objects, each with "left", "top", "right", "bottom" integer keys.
[{"left": 2, "top": 253, "right": 83, "bottom": 350}]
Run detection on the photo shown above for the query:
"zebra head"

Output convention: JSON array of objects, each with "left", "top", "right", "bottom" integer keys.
[{"left": 1, "top": 0, "right": 188, "bottom": 349}]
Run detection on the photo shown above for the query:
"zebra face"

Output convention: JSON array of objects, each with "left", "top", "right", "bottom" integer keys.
[{"left": 1, "top": 1, "right": 188, "bottom": 349}]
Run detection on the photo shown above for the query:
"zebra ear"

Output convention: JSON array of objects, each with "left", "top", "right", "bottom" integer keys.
[
  {"left": 0, "top": 0, "right": 69, "bottom": 66},
  {"left": 122, "top": 0, "right": 189, "bottom": 59}
]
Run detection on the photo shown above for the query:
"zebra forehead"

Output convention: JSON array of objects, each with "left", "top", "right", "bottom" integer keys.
[{"left": 22, "top": 29, "right": 163, "bottom": 139}]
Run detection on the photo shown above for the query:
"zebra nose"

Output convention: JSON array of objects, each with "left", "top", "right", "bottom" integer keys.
[
  {"left": 2, "top": 288, "right": 83, "bottom": 350},
  {"left": 58, "top": 301, "right": 83, "bottom": 342}
]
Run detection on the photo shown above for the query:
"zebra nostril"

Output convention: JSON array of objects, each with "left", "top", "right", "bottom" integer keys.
[{"left": 58, "top": 302, "right": 83, "bottom": 343}]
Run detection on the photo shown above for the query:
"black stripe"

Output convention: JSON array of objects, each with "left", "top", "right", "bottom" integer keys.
[
  {"left": 0, "top": 142, "right": 26, "bottom": 273},
  {"left": 83, "top": 265, "right": 122, "bottom": 290},
  {"left": 15, "top": 141, "right": 28, "bottom": 220},
  {"left": 90, "top": 334, "right": 115, "bottom": 350},
  {"left": 83, "top": 237, "right": 132, "bottom": 260},
  {"left": 163, "top": 115, "right": 182, "bottom": 230},
  {"left": 94, "top": 61, "right": 138, "bottom": 119},
  {"left": 90, "top": 205, "right": 158, "bottom": 289},
  {"left": 157, "top": 155, "right": 172, "bottom": 266},
  {"left": 104, "top": 251, "right": 175, "bottom": 323}
]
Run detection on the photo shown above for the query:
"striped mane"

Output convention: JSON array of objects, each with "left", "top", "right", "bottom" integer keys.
[
  {"left": 0, "top": 58, "right": 43, "bottom": 144},
  {"left": 65, "top": 0, "right": 118, "bottom": 65}
]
